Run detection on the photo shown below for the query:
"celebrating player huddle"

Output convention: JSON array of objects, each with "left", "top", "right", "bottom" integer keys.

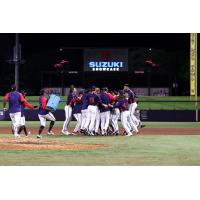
[
  {"left": 3, "top": 84, "right": 144, "bottom": 138},
  {"left": 61, "top": 84, "right": 143, "bottom": 137}
]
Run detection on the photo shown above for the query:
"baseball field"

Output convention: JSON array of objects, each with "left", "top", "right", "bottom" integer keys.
[{"left": 0, "top": 121, "right": 200, "bottom": 166}]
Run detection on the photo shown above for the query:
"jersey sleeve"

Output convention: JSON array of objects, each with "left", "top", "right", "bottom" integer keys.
[
  {"left": 19, "top": 93, "right": 26, "bottom": 103},
  {"left": 114, "top": 101, "right": 120, "bottom": 108},
  {"left": 23, "top": 99, "right": 34, "bottom": 109},
  {"left": 69, "top": 97, "right": 81, "bottom": 106},
  {"left": 3, "top": 93, "right": 10, "bottom": 102},
  {"left": 107, "top": 93, "right": 116, "bottom": 102},
  {"left": 96, "top": 95, "right": 101, "bottom": 105},
  {"left": 41, "top": 96, "right": 47, "bottom": 109}
]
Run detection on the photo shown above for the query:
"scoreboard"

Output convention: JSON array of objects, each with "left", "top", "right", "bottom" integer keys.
[{"left": 84, "top": 48, "right": 128, "bottom": 72}]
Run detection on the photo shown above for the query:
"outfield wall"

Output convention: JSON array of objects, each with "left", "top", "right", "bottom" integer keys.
[{"left": 1, "top": 110, "right": 199, "bottom": 122}]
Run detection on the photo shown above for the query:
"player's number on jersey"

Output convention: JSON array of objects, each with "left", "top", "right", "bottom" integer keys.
[{"left": 89, "top": 97, "right": 94, "bottom": 104}]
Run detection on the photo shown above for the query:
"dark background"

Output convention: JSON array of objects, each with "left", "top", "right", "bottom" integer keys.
[{"left": 0, "top": 33, "right": 196, "bottom": 95}]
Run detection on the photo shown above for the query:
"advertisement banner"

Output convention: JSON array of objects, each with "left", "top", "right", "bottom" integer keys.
[
  {"left": 84, "top": 48, "right": 128, "bottom": 72},
  {"left": 190, "top": 33, "right": 197, "bottom": 96},
  {"left": 131, "top": 88, "right": 169, "bottom": 96}
]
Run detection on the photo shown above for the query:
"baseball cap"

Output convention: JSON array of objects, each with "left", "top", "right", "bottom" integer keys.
[
  {"left": 102, "top": 87, "right": 108, "bottom": 91},
  {"left": 90, "top": 85, "right": 96, "bottom": 91},
  {"left": 11, "top": 84, "right": 16, "bottom": 91}
]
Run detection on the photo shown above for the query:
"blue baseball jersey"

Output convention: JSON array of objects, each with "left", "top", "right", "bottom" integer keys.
[
  {"left": 4, "top": 91, "right": 24, "bottom": 113},
  {"left": 38, "top": 96, "right": 49, "bottom": 115},
  {"left": 72, "top": 99, "right": 83, "bottom": 114},
  {"left": 81, "top": 93, "right": 88, "bottom": 110},
  {"left": 99, "top": 92, "right": 110, "bottom": 113},
  {"left": 66, "top": 93, "right": 76, "bottom": 105},
  {"left": 127, "top": 89, "right": 136, "bottom": 104},
  {"left": 87, "top": 92, "right": 100, "bottom": 106},
  {"left": 115, "top": 99, "right": 129, "bottom": 112}
]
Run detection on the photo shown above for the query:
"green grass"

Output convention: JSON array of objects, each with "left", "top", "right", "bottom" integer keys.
[
  {"left": 1, "top": 96, "right": 200, "bottom": 110},
  {"left": 0, "top": 121, "right": 200, "bottom": 165},
  {"left": 1, "top": 134, "right": 200, "bottom": 165}
]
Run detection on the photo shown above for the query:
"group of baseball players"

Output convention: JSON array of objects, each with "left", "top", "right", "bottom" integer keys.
[
  {"left": 61, "top": 84, "right": 144, "bottom": 137},
  {"left": 3, "top": 84, "right": 144, "bottom": 138}
]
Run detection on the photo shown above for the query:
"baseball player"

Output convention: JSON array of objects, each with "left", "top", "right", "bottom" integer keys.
[
  {"left": 80, "top": 89, "right": 89, "bottom": 134},
  {"left": 62, "top": 86, "right": 77, "bottom": 135},
  {"left": 18, "top": 90, "right": 37, "bottom": 137},
  {"left": 115, "top": 90, "right": 138, "bottom": 136},
  {"left": 83, "top": 86, "right": 100, "bottom": 136},
  {"left": 99, "top": 87, "right": 116, "bottom": 135},
  {"left": 3, "top": 84, "right": 33, "bottom": 138},
  {"left": 110, "top": 90, "right": 120, "bottom": 135},
  {"left": 37, "top": 89, "right": 56, "bottom": 139},
  {"left": 123, "top": 84, "right": 140, "bottom": 127},
  {"left": 70, "top": 91, "right": 84, "bottom": 135},
  {"left": 94, "top": 87, "right": 101, "bottom": 135}
]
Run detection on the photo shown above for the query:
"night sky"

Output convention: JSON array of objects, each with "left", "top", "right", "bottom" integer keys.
[
  {"left": 0, "top": 33, "right": 190, "bottom": 58},
  {"left": 0, "top": 33, "right": 192, "bottom": 95}
]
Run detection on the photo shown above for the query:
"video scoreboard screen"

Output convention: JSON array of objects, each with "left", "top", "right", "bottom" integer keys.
[{"left": 84, "top": 48, "right": 128, "bottom": 72}]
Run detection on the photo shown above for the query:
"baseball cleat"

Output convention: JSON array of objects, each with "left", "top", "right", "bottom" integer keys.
[
  {"left": 101, "top": 131, "right": 105, "bottom": 136},
  {"left": 80, "top": 129, "right": 85, "bottom": 134},
  {"left": 37, "top": 134, "right": 42, "bottom": 139},
  {"left": 47, "top": 131, "right": 55, "bottom": 135},
  {"left": 14, "top": 133, "right": 20, "bottom": 138},
  {"left": 72, "top": 131, "right": 80, "bottom": 136},
  {"left": 87, "top": 132, "right": 94, "bottom": 136},
  {"left": 61, "top": 130, "right": 71, "bottom": 135},
  {"left": 126, "top": 132, "right": 133, "bottom": 136},
  {"left": 123, "top": 131, "right": 128, "bottom": 135},
  {"left": 114, "top": 131, "right": 119, "bottom": 136}
]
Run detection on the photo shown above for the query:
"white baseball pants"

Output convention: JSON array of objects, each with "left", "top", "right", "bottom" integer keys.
[
  {"left": 121, "top": 110, "right": 138, "bottom": 135},
  {"left": 94, "top": 109, "right": 100, "bottom": 133},
  {"left": 9, "top": 112, "right": 21, "bottom": 135},
  {"left": 100, "top": 111, "right": 110, "bottom": 133},
  {"left": 38, "top": 112, "right": 56, "bottom": 127},
  {"left": 84, "top": 105, "right": 98, "bottom": 132},
  {"left": 73, "top": 113, "right": 82, "bottom": 132},
  {"left": 129, "top": 102, "right": 140, "bottom": 127},
  {"left": 20, "top": 116, "right": 26, "bottom": 126},
  {"left": 81, "top": 109, "right": 88, "bottom": 130},
  {"left": 62, "top": 105, "right": 72, "bottom": 132},
  {"left": 110, "top": 108, "right": 120, "bottom": 132}
]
